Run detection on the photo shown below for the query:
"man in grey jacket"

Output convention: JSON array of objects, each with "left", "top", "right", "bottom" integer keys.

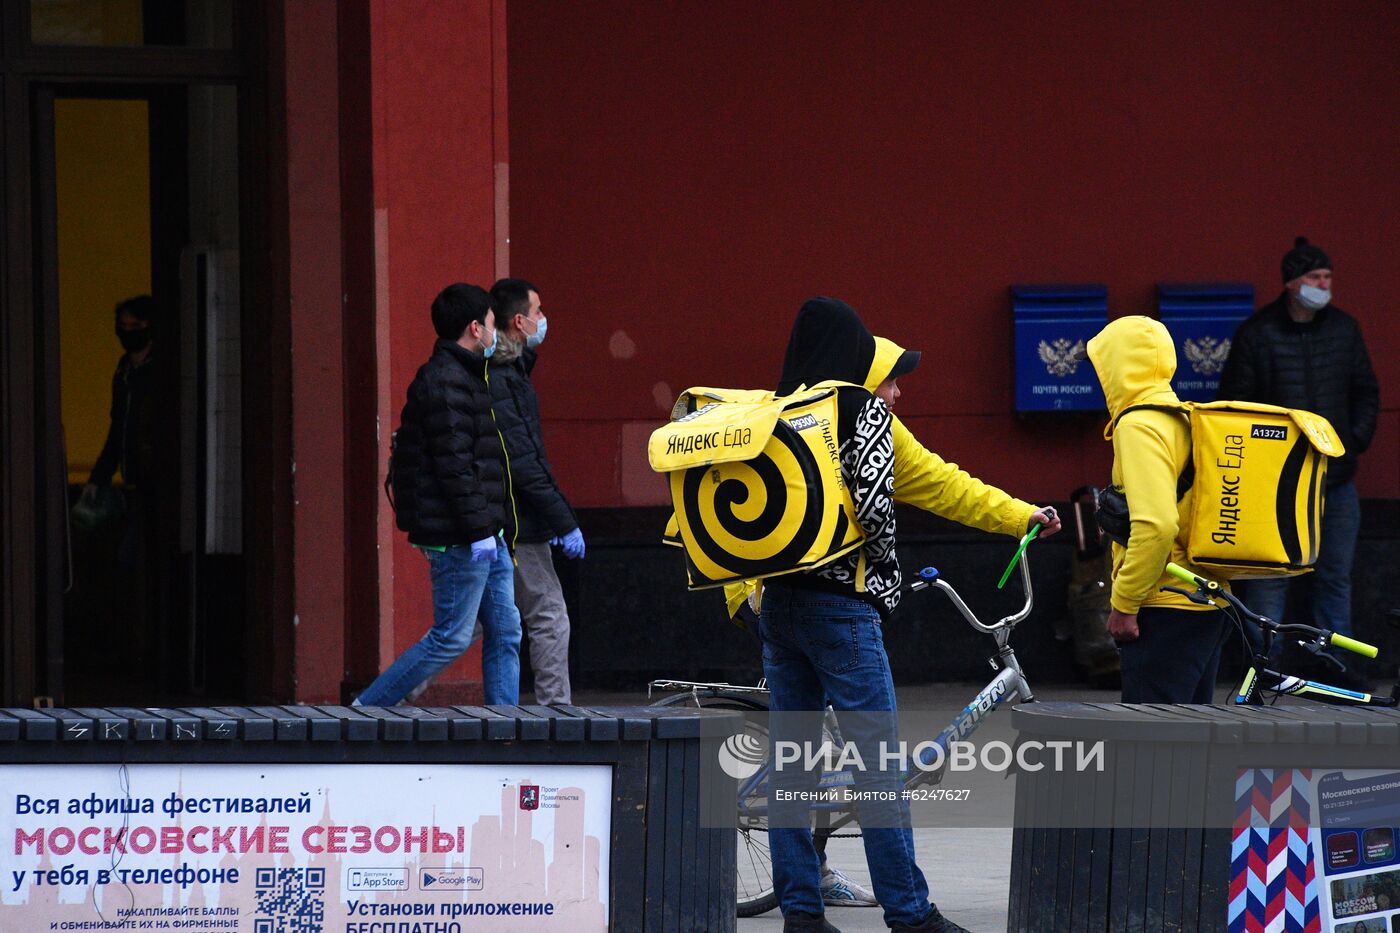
[{"left": 488, "top": 278, "right": 584, "bottom": 704}]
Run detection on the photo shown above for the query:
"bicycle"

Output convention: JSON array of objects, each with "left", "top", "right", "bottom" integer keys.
[
  {"left": 649, "top": 548, "right": 1042, "bottom": 917},
  {"left": 1162, "top": 561, "right": 1399, "bottom": 707}
]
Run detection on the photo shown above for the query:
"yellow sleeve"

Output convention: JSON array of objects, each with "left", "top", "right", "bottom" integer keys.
[
  {"left": 1110, "top": 418, "right": 1182, "bottom": 613},
  {"left": 723, "top": 580, "right": 759, "bottom": 619},
  {"left": 662, "top": 511, "right": 681, "bottom": 546},
  {"left": 890, "top": 416, "right": 1036, "bottom": 538}
]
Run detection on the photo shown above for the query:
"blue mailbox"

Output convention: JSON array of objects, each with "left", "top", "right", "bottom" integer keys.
[
  {"left": 1011, "top": 284, "right": 1108, "bottom": 411},
  {"left": 1156, "top": 283, "right": 1253, "bottom": 402}
]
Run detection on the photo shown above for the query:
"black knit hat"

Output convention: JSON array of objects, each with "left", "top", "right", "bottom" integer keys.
[{"left": 1281, "top": 236, "right": 1331, "bottom": 283}]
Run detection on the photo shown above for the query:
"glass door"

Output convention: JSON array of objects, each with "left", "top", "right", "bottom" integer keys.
[
  {"left": 1, "top": 0, "right": 267, "bottom": 708},
  {"left": 32, "top": 80, "right": 244, "bottom": 704}
]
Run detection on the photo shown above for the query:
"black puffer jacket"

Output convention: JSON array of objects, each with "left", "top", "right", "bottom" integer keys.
[
  {"left": 391, "top": 339, "right": 515, "bottom": 547},
  {"left": 487, "top": 337, "right": 577, "bottom": 543},
  {"left": 1218, "top": 294, "right": 1379, "bottom": 486}
]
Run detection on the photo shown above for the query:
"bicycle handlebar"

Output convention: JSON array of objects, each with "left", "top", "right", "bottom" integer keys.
[
  {"left": 1163, "top": 561, "right": 1380, "bottom": 659},
  {"left": 913, "top": 550, "right": 1034, "bottom": 634},
  {"left": 996, "top": 521, "right": 1043, "bottom": 590}
]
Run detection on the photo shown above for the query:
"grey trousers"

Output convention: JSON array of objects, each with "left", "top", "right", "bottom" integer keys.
[{"left": 514, "top": 541, "right": 572, "bottom": 704}]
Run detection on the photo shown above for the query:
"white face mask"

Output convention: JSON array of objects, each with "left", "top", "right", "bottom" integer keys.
[
  {"left": 1296, "top": 284, "right": 1331, "bottom": 311},
  {"left": 525, "top": 315, "right": 548, "bottom": 348}
]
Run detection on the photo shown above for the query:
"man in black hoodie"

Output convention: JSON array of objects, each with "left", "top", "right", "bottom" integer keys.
[
  {"left": 358, "top": 283, "right": 522, "bottom": 707},
  {"left": 1219, "top": 238, "right": 1379, "bottom": 670},
  {"left": 763, "top": 298, "right": 1058, "bottom": 933},
  {"left": 488, "top": 278, "right": 583, "bottom": 704}
]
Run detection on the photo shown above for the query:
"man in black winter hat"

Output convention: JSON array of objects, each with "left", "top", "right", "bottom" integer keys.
[{"left": 1219, "top": 238, "right": 1380, "bottom": 682}]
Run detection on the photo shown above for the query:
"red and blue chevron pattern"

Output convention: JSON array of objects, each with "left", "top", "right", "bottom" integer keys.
[{"left": 1229, "top": 768, "right": 1320, "bottom": 933}]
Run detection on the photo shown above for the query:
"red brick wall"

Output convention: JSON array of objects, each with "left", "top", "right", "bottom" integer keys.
[
  {"left": 506, "top": 1, "right": 1400, "bottom": 505},
  {"left": 372, "top": 0, "right": 508, "bottom": 688}
]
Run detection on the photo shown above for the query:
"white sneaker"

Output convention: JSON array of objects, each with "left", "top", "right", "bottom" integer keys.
[{"left": 820, "top": 865, "right": 878, "bottom": 907}]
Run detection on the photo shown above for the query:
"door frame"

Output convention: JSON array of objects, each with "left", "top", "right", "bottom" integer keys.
[{"left": 0, "top": 1, "right": 290, "bottom": 706}]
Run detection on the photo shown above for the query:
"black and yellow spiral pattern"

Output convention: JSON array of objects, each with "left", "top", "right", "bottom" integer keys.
[{"left": 671, "top": 419, "right": 861, "bottom": 588}]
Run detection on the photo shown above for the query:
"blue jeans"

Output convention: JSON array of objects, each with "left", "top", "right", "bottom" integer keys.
[
  {"left": 357, "top": 543, "right": 522, "bottom": 705},
  {"left": 1243, "top": 480, "right": 1361, "bottom": 656},
  {"left": 758, "top": 584, "right": 936, "bottom": 929}
]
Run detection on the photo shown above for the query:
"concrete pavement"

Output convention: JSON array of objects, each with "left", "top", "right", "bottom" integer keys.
[
  {"left": 734, "top": 828, "right": 1013, "bottom": 933},
  {"left": 573, "top": 681, "right": 1136, "bottom": 933}
]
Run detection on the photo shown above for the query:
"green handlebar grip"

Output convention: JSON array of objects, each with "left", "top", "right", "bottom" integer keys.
[
  {"left": 996, "top": 523, "right": 1042, "bottom": 590},
  {"left": 1164, "top": 562, "right": 1218, "bottom": 591},
  {"left": 1164, "top": 562, "right": 1199, "bottom": 584},
  {"left": 1330, "top": 632, "right": 1379, "bottom": 659}
]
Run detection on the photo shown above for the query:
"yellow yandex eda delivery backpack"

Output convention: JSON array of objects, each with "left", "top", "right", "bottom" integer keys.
[
  {"left": 1098, "top": 399, "right": 1345, "bottom": 579},
  {"left": 649, "top": 383, "right": 865, "bottom": 590}
]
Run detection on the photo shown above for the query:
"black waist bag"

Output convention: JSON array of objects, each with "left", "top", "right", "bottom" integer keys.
[
  {"left": 1094, "top": 485, "right": 1130, "bottom": 546},
  {"left": 1095, "top": 475, "right": 1195, "bottom": 547},
  {"left": 1094, "top": 405, "right": 1193, "bottom": 547}
]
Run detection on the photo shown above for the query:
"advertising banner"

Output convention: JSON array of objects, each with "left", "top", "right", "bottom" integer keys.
[
  {"left": 1232, "top": 768, "right": 1400, "bottom": 933},
  {"left": 2, "top": 762, "right": 612, "bottom": 932}
]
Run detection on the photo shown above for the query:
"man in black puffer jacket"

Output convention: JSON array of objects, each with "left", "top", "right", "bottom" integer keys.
[
  {"left": 488, "top": 278, "right": 583, "bottom": 704},
  {"left": 357, "top": 283, "right": 522, "bottom": 706},
  {"left": 1219, "top": 237, "right": 1379, "bottom": 665}
]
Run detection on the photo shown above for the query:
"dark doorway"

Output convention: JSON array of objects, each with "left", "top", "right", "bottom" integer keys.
[
  {"left": 34, "top": 83, "right": 245, "bottom": 704},
  {"left": 1, "top": 1, "right": 277, "bottom": 707}
]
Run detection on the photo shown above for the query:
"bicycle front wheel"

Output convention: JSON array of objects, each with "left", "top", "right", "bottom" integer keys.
[{"left": 650, "top": 690, "right": 778, "bottom": 917}]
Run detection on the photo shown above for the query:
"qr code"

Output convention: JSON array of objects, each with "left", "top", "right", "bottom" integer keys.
[{"left": 254, "top": 867, "right": 325, "bottom": 933}]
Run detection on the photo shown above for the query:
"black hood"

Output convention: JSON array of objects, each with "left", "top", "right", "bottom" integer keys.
[{"left": 776, "top": 297, "right": 877, "bottom": 395}]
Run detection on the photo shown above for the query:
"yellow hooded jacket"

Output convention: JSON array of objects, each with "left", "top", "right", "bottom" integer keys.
[
  {"left": 1085, "top": 316, "right": 1225, "bottom": 614},
  {"left": 723, "top": 336, "right": 1036, "bottom": 617},
  {"left": 868, "top": 336, "right": 1035, "bottom": 538}
]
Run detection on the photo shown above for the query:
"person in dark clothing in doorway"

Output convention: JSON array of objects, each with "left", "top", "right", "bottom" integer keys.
[
  {"left": 1218, "top": 238, "right": 1379, "bottom": 678},
  {"left": 88, "top": 295, "right": 162, "bottom": 496},
  {"left": 80, "top": 294, "right": 176, "bottom": 675},
  {"left": 357, "top": 283, "right": 522, "bottom": 707},
  {"left": 488, "top": 277, "right": 583, "bottom": 704}
]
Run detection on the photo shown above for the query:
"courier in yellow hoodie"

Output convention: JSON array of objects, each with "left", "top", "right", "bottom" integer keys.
[
  {"left": 725, "top": 330, "right": 1057, "bottom": 619},
  {"left": 1086, "top": 316, "right": 1231, "bottom": 703},
  {"left": 758, "top": 298, "right": 1057, "bottom": 931}
]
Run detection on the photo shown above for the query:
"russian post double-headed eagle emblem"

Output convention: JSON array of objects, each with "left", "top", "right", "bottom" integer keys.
[
  {"left": 1037, "top": 338, "right": 1087, "bottom": 377},
  {"left": 1182, "top": 336, "right": 1231, "bottom": 375}
]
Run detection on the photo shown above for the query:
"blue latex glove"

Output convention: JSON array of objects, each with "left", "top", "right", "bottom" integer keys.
[
  {"left": 469, "top": 535, "right": 497, "bottom": 563},
  {"left": 559, "top": 527, "right": 586, "bottom": 560}
]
